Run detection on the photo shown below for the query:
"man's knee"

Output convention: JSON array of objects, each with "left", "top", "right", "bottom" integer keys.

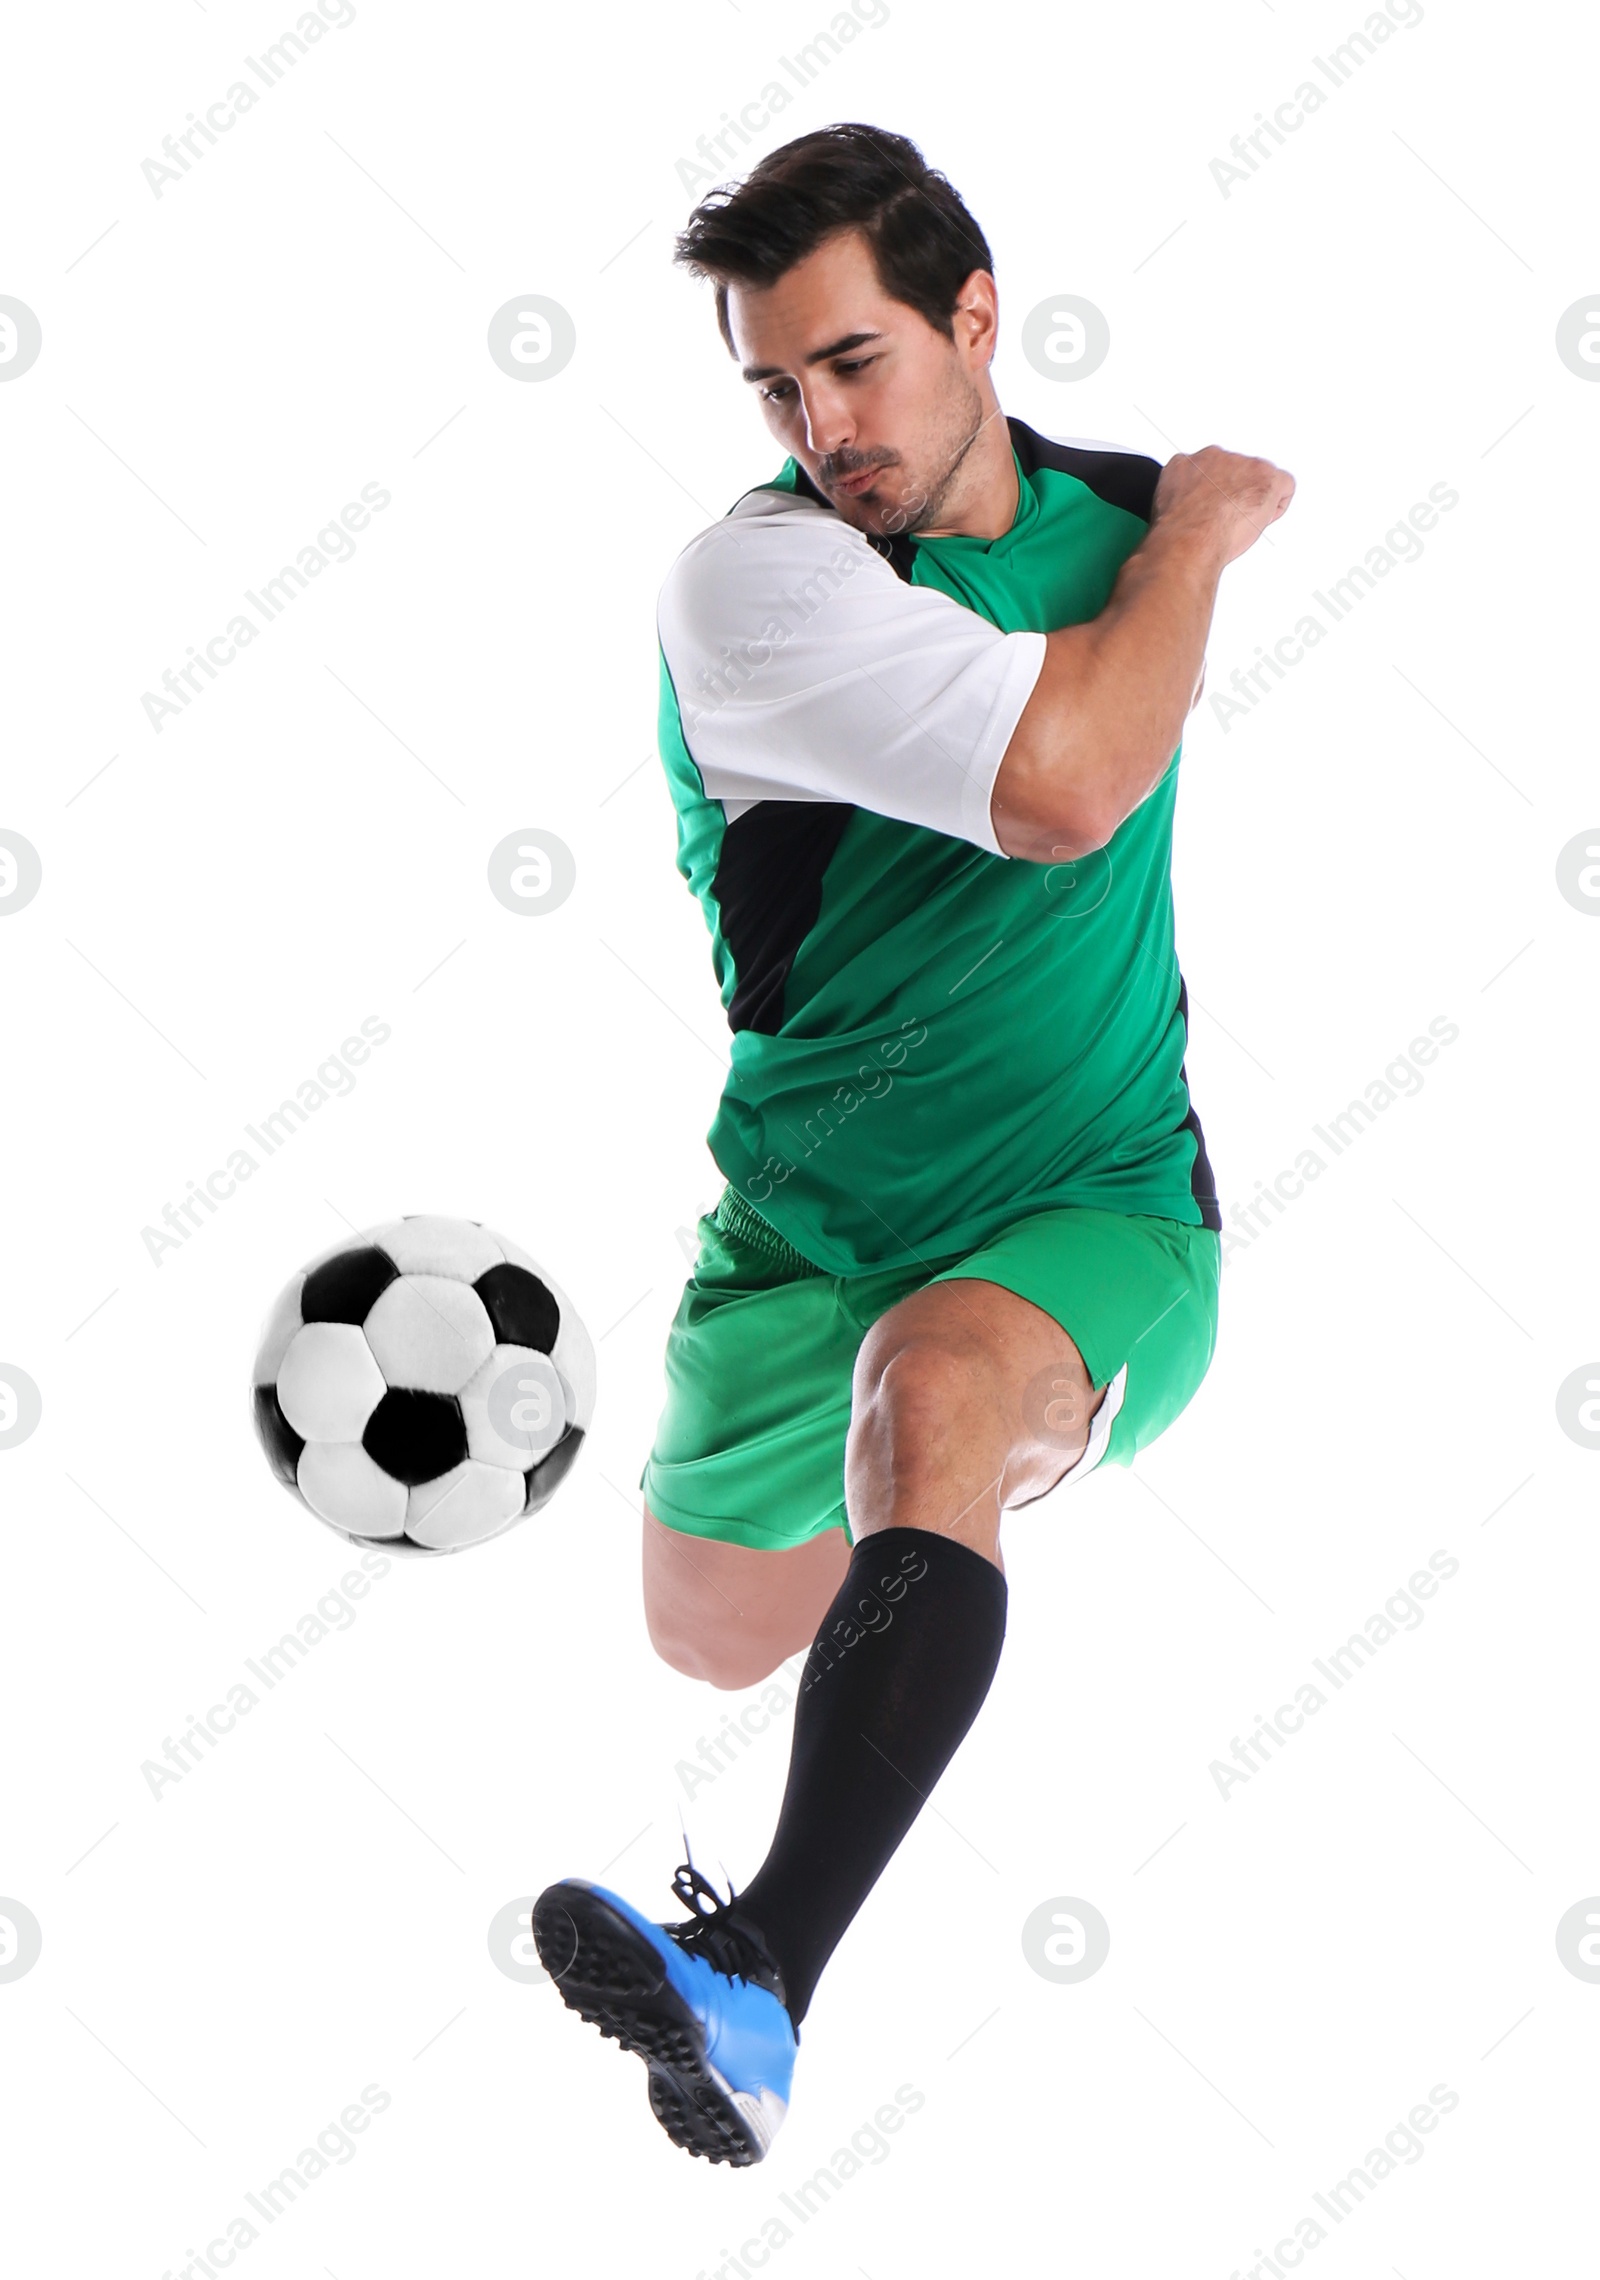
[
  {"left": 645, "top": 1603, "right": 786, "bottom": 1692},
  {"left": 641, "top": 1503, "right": 828, "bottom": 1691},
  {"left": 851, "top": 1332, "right": 1006, "bottom": 1466},
  {"left": 847, "top": 1305, "right": 1098, "bottom": 1529}
]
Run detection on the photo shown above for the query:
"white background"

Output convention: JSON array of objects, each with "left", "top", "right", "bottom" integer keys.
[{"left": 2, "top": 0, "right": 1596, "bottom": 2273}]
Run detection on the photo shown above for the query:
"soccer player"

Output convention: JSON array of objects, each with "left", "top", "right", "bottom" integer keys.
[{"left": 534, "top": 122, "right": 1294, "bottom": 2163}]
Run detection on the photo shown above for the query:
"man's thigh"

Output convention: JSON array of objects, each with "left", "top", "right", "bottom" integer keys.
[{"left": 926, "top": 1204, "right": 1222, "bottom": 1484}]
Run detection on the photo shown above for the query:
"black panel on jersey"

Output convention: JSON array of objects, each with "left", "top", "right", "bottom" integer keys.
[
  {"left": 1174, "top": 977, "right": 1222, "bottom": 1230},
  {"left": 717, "top": 799, "right": 856, "bottom": 1034},
  {"left": 866, "top": 525, "right": 919, "bottom": 583},
  {"left": 1007, "top": 417, "right": 1161, "bottom": 525},
  {"left": 790, "top": 462, "right": 833, "bottom": 511}
]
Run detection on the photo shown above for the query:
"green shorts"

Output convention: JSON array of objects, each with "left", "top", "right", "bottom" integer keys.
[{"left": 640, "top": 1185, "right": 1220, "bottom": 1553}]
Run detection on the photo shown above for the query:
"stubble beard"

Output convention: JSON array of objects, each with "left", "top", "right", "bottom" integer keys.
[{"left": 875, "top": 374, "right": 996, "bottom": 539}]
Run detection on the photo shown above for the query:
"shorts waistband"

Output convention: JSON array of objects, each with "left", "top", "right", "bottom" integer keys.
[{"left": 712, "top": 1185, "right": 828, "bottom": 1277}]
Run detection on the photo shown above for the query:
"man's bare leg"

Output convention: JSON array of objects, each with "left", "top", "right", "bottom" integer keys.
[{"left": 642, "top": 1511, "right": 851, "bottom": 1690}]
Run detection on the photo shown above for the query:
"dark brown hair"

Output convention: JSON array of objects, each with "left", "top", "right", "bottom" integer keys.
[{"left": 674, "top": 123, "right": 994, "bottom": 355}]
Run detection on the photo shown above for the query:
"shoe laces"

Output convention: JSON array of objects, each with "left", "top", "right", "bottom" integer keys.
[{"left": 666, "top": 1851, "right": 784, "bottom": 1999}]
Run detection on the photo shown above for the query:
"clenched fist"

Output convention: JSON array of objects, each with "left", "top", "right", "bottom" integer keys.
[{"left": 1154, "top": 447, "right": 1296, "bottom": 568}]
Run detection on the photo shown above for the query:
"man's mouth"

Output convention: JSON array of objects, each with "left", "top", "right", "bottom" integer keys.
[{"left": 832, "top": 465, "right": 885, "bottom": 496}]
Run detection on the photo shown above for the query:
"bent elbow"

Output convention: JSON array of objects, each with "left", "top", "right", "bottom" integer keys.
[
  {"left": 990, "top": 776, "right": 1123, "bottom": 866},
  {"left": 1047, "top": 813, "right": 1114, "bottom": 863}
]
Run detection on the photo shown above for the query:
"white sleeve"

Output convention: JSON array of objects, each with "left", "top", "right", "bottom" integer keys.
[{"left": 657, "top": 491, "right": 1047, "bottom": 857}]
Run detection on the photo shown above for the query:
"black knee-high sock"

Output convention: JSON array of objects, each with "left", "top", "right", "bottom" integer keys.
[{"left": 732, "top": 1527, "right": 1007, "bottom": 2025}]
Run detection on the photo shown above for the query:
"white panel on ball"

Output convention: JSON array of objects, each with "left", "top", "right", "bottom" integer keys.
[
  {"left": 552, "top": 1321, "right": 596, "bottom": 1434},
  {"left": 365, "top": 1216, "right": 505, "bottom": 1281},
  {"left": 459, "top": 1344, "right": 567, "bottom": 1469},
  {"left": 298, "top": 1442, "right": 409, "bottom": 1536},
  {"left": 363, "top": 1274, "right": 495, "bottom": 1395},
  {"left": 277, "top": 1322, "right": 388, "bottom": 1442},
  {"left": 252, "top": 1274, "right": 306, "bottom": 1385},
  {"left": 407, "top": 1459, "right": 524, "bottom": 1549}
]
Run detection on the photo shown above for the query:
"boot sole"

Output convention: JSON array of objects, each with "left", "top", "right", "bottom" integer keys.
[{"left": 532, "top": 1881, "right": 768, "bottom": 2165}]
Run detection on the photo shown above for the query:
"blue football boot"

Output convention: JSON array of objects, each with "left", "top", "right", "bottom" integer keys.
[{"left": 533, "top": 1857, "right": 796, "bottom": 2164}]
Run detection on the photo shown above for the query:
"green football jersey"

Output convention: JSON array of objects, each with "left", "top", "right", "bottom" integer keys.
[{"left": 653, "top": 415, "right": 1219, "bottom": 1276}]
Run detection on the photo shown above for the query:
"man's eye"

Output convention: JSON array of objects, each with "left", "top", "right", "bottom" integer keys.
[{"left": 760, "top": 358, "right": 875, "bottom": 404}]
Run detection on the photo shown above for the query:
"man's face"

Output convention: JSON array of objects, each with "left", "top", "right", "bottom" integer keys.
[{"left": 726, "top": 227, "right": 999, "bottom": 537}]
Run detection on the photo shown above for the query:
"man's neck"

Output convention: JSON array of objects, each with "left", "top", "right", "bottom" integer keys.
[{"left": 915, "top": 402, "right": 1019, "bottom": 541}]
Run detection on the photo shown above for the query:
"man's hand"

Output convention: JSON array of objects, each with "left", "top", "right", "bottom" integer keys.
[{"left": 1153, "top": 446, "right": 1296, "bottom": 570}]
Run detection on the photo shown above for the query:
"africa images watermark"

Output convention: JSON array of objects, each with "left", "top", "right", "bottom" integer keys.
[
  {"left": 1208, "top": 480, "right": 1460, "bottom": 736},
  {"left": 1209, "top": 0, "right": 1425, "bottom": 198},
  {"left": 744, "top": 1017, "right": 931, "bottom": 1207},
  {"left": 675, "top": 0, "right": 891, "bottom": 192},
  {"left": 675, "top": 1659, "right": 804, "bottom": 1799},
  {"left": 156, "top": 2080, "right": 391, "bottom": 2278},
  {"left": 1218, "top": 1014, "right": 1460, "bottom": 1264},
  {"left": 687, "top": 2083, "right": 925, "bottom": 2280},
  {"left": 140, "top": 1015, "right": 392, "bottom": 1268},
  {"left": 801, "top": 1541, "right": 931, "bottom": 1693},
  {"left": 140, "top": 0, "right": 358, "bottom": 198},
  {"left": 1224, "top": 2081, "right": 1459, "bottom": 2278},
  {"left": 139, "top": 1549, "right": 394, "bottom": 1802},
  {"left": 1208, "top": 1549, "right": 1461, "bottom": 1802},
  {"left": 140, "top": 482, "right": 392, "bottom": 735}
]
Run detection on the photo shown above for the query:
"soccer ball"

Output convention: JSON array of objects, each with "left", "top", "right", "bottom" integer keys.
[{"left": 250, "top": 1216, "right": 595, "bottom": 1556}]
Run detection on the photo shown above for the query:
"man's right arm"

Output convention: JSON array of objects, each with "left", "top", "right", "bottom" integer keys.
[{"left": 990, "top": 446, "right": 1296, "bottom": 864}]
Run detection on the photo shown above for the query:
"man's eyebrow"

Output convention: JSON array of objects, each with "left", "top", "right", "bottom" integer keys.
[{"left": 740, "top": 329, "right": 886, "bottom": 384}]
